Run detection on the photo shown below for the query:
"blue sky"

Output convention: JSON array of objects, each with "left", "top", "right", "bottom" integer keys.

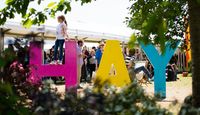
[{"left": 0, "top": 0, "right": 133, "bottom": 36}]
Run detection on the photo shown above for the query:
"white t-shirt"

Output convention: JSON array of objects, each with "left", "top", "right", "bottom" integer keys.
[
  {"left": 89, "top": 56, "right": 96, "bottom": 64},
  {"left": 56, "top": 22, "right": 67, "bottom": 40}
]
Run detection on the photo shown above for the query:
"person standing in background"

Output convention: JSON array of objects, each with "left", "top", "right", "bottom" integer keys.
[
  {"left": 53, "top": 15, "right": 68, "bottom": 64},
  {"left": 87, "top": 49, "right": 97, "bottom": 82},
  {"left": 77, "top": 40, "right": 84, "bottom": 86},
  {"left": 92, "top": 46, "right": 97, "bottom": 52},
  {"left": 96, "top": 43, "right": 104, "bottom": 68},
  {"left": 81, "top": 46, "right": 89, "bottom": 82}
]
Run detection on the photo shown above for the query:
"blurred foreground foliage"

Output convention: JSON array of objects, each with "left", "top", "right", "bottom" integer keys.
[
  {"left": 32, "top": 79, "right": 171, "bottom": 115},
  {"left": 0, "top": 83, "right": 30, "bottom": 115},
  {"left": 179, "top": 95, "right": 200, "bottom": 115}
]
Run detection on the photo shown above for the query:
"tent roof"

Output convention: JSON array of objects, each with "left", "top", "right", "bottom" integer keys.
[{"left": 1, "top": 21, "right": 130, "bottom": 43}]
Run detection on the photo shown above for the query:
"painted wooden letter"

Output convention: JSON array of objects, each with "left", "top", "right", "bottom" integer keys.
[
  {"left": 29, "top": 41, "right": 77, "bottom": 88},
  {"left": 140, "top": 41, "right": 179, "bottom": 98},
  {"left": 96, "top": 40, "right": 130, "bottom": 87}
]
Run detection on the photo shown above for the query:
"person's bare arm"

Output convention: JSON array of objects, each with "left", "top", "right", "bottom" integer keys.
[
  {"left": 95, "top": 60, "right": 98, "bottom": 71},
  {"left": 78, "top": 53, "right": 82, "bottom": 58},
  {"left": 61, "top": 24, "right": 69, "bottom": 40}
]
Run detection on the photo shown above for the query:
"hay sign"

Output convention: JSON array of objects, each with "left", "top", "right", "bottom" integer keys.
[{"left": 29, "top": 40, "right": 179, "bottom": 98}]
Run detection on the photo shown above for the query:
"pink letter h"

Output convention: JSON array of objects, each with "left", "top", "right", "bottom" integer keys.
[{"left": 29, "top": 41, "right": 77, "bottom": 88}]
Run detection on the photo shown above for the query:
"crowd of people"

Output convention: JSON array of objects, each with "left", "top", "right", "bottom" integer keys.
[
  {"left": 50, "top": 13, "right": 155, "bottom": 85},
  {"left": 43, "top": 40, "right": 104, "bottom": 84},
  {"left": 46, "top": 15, "right": 154, "bottom": 85}
]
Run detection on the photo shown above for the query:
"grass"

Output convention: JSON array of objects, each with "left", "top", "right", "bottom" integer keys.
[{"left": 143, "top": 74, "right": 192, "bottom": 114}]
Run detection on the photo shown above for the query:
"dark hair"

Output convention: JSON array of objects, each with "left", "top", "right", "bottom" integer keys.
[
  {"left": 58, "top": 15, "right": 67, "bottom": 26},
  {"left": 78, "top": 40, "right": 83, "bottom": 45}
]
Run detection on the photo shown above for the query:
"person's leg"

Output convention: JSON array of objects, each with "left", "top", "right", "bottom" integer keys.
[
  {"left": 54, "top": 40, "right": 59, "bottom": 61},
  {"left": 175, "top": 70, "right": 178, "bottom": 80},
  {"left": 134, "top": 66, "right": 143, "bottom": 73},
  {"left": 90, "top": 64, "right": 96, "bottom": 78},
  {"left": 134, "top": 66, "right": 152, "bottom": 79},
  {"left": 128, "top": 68, "right": 136, "bottom": 82},
  {"left": 172, "top": 70, "right": 177, "bottom": 81},
  {"left": 88, "top": 64, "right": 92, "bottom": 79},
  {"left": 77, "top": 64, "right": 81, "bottom": 85},
  {"left": 81, "top": 63, "right": 87, "bottom": 82},
  {"left": 58, "top": 40, "right": 65, "bottom": 61}
]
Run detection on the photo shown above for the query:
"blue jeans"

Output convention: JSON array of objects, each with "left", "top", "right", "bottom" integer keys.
[
  {"left": 134, "top": 66, "right": 152, "bottom": 79},
  {"left": 54, "top": 39, "right": 65, "bottom": 61}
]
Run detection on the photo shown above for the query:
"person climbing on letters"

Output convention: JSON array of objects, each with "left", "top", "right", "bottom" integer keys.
[{"left": 52, "top": 15, "right": 68, "bottom": 64}]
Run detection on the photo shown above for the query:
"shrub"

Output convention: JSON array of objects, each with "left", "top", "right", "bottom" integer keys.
[
  {"left": 32, "top": 80, "right": 171, "bottom": 115},
  {"left": 0, "top": 83, "right": 30, "bottom": 115},
  {"left": 179, "top": 95, "right": 200, "bottom": 115}
]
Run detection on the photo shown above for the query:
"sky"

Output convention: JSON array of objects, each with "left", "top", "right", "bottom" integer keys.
[{"left": 0, "top": 0, "right": 133, "bottom": 36}]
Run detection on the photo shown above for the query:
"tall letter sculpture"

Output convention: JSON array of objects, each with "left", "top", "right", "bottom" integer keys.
[
  {"left": 139, "top": 41, "right": 179, "bottom": 98},
  {"left": 29, "top": 41, "right": 77, "bottom": 88},
  {"left": 96, "top": 40, "right": 131, "bottom": 87}
]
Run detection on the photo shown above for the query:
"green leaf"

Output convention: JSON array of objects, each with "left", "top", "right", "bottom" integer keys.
[
  {"left": 0, "top": 57, "right": 6, "bottom": 67},
  {"left": 5, "top": 0, "right": 13, "bottom": 5},
  {"left": 47, "top": 2, "right": 56, "bottom": 8},
  {"left": 197, "top": 0, "right": 200, "bottom": 4},
  {"left": 60, "top": 0, "right": 65, "bottom": 4},
  {"left": 29, "top": 8, "right": 36, "bottom": 14},
  {"left": 128, "top": 34, "right": 137, "bottom": 49},
  {"left": 18, "top": 107, "right": 30, "bottom": 115},
  {"left": 0, "top": 84, "right": 13, "bottom": 95},
  {"left": 23, "top": 19, "right": 33, "bottom": 28},
  {"left": 38, "top": 0, "right": 42, "bottom": 4},
  {"left": 114, "top": 105, "right": 123, "bottom": 112}
]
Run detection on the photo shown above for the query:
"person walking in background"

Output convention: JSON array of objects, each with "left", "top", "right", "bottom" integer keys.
[
  {"left": 77, "top": 40, "right": 84, "bottom": 86},
  {"left": 96, "top": 43, "right": 104, "bottom": 68},
  {"left": 53, "top": 15, "right": 68, "bottom": 64},
  {"left": 87, "top": 49, "right": 97, "bottom": 82},
  {"left": 81, "top": 46, "right": 89, "bottom": 82}
]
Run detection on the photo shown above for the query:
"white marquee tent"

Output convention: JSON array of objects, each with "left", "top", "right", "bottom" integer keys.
[{"left": 0, "top": 21, "right": 129, "bottom": 52}]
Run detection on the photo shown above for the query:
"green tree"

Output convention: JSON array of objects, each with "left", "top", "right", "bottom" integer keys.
[
  {"left": 0, "top": 0, "right": 94, "bottom": 27},
  {"left": 188, "top": 0, "right": 200, "bottom": 108},
  {"left": 127, "top": 0, "right": 200, "bottom": 107}
]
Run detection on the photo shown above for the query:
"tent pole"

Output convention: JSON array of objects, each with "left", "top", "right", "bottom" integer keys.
[
  {"left": 0, "top": 28, "right": 4, "bottom": 73},
  {"left": 0, "top": 28, "right": 4, "bottom": 54}
]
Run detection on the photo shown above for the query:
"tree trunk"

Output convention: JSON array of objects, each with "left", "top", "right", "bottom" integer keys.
[{"left": 188, "top": 0, "right": 200, "bottom": 107}]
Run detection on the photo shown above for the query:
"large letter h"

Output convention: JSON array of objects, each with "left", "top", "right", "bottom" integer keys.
[{"left": 29, "top": 41, "right": 77, "bottom": 89}]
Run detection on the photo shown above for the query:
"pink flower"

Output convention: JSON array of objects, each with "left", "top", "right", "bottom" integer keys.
[
  {"left": 18, "top": 64, "right": 23, "bottom": 68},
  {"left": 19, "top": 67, "right": 24, "bottom": 73}
]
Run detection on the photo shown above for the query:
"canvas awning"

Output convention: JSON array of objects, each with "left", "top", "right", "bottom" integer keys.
[{"left": 2, "top": 21, "right": 129, "bottom": 43}]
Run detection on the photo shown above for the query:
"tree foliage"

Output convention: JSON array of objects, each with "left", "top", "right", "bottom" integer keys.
[
  {"left": 126, "top": 0, "right": 188, "bottom": 53},
  {"left": 0, "top": 0, "right": 94, "bottom": 28},
  {"left": 127, "top": 0, "right": 200, "bottom": 109}
]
